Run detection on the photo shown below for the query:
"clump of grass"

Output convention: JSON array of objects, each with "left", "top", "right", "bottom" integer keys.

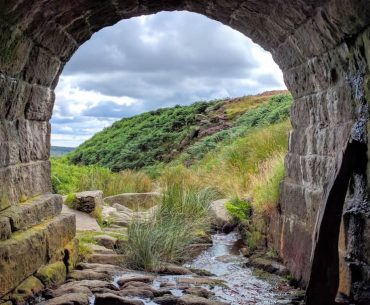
[
  {"left": 91, "top": 205, "right": 103, "bottom": 226},
  {"left": 225, "top": 197, "right": 252, "bottom": 221},
  {"left": 64, "top": 193, "right": 77, "bottom": 209},
  {"left": 249, "top": 152, "right": 285, "bottom": 214},
  {"left": 126, "top": 166, "right": 217, "bottom": 271}
]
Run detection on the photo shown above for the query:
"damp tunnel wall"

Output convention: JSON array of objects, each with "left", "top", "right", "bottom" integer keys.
[{"left": 0, "top": 0, "right": 370, "bottom": 303}]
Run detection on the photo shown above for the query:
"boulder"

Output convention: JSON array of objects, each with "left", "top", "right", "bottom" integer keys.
[
  {"left": 184, "top": 287, "right": 212, "bottom": 299},
  {"left": 67, "top": 269, "right": 111, "bottom": 281},
  {"left": 36, "top": 261, "right": 67, "bottom": 288},
  {"left": 95, "top": 293, "right": 144, "bottom": 305},
  {"left": 94, "top": 235, "right": 117, "bottom": 249},
  {"left": 7, "top": 276, "right": 44, "bottom": 305},
  {"left": 86, "top": 253, "right": 125, "bottom": 265},
  {"left": 104, "top": 192, "right": 160, "bottom": 211},
  {"left": 119, "top": 288, "right": 154, "bottom": 299},
  {"left": 158, "top": 264, "right": 193, "bottom": 275},
  {"left": 44, "top": 293, "right": 89, "bottom": 305},
  {"left": 179, "top": 295, "right": 229, "bottom": 305},
  {"left": 75, "top": 190, "right": 103, "bottom": 214},
  {"left": 209, "top": 199, "right": 236, "bottom": 232},
  {"left": 117, "top": 274, "right": 155, "bottom": 286},
  {"left": 154, "top": 295, "right": 179, "bottom": 305}
]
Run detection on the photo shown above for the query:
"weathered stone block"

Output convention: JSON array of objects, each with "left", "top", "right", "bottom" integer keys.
[
  {"left": 45, "top": 214, "right": 76, "bottom": 263},
  {"left": 36, "top": 261, "right": 67, "bottom": 288},
  {"left": 1, "top": 194, "right": 62, "bottom": 231},
  {"left": 0, "top": 214, "right": 75, "bottom": 298},
  {"left": 0, "top": 141, "right": 19, "bottom": 167},
  {"left": 25, "top": 85, "right": 55, "bottom": 121},
  {"left": 5, "top": 276, "right": 44, "bottom": 305},
  {"left": 0, "top": 225, "right": 48, "bottom": 298},
  {"left": 0, "top": 161, "right": 52, "bottom": 205},
  {"left": 0, "top": 75, "right": 31, "bottom": 120},
  {"left": 23, "top": 46, "right": 61, "bottom": 87}
]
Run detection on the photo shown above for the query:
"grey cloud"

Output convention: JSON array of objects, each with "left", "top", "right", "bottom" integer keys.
[{"left": 52, "top": 11, "right": 285, "bottom": 147}]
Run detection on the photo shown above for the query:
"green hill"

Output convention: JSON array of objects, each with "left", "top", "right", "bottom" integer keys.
[{"left": 68, "top": 90, "right": 291, "bottom": 172}]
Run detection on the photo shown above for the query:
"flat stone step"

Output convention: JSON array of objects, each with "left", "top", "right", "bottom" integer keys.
[
  {"left": 62, "top": 204, "right": 101, "bottom": 232},
  {"left": 0, "top": 214, "right": 76, "bottom": 298},
  {"left": 0, "top": 194, "right": 62, "bottom": 233}
]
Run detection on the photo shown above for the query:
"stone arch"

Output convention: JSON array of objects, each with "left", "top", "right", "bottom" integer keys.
[{"left": 0, "top": 1, "right": 370, "bottom": 304}]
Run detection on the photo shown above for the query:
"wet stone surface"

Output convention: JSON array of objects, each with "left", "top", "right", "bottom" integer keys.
[{"left": 34, "top": 232, "right": 303, "bottom": 305}]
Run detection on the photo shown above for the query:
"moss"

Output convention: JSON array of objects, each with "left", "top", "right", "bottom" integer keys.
[
  {"left": 9, "top": 276, "right": 44, "bottom": 304},
  {"left": 64, "top": 238, "right": 79, "bottom": 271},
  {"left": 20, "top": 195, "right": 28, "bottom": 203},
  {"left": 64, "top": 193, "right": 78, "bottom": 209},
  {"left": 35, "top": 261, "right": 66, "bottom": 288},
  {"left": 78, "top": 242, "right": 94, "bottom": 261}
]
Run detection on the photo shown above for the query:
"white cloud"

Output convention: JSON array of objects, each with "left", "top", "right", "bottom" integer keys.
[{"left": 51, "top": 11, "right": 286, "bottom": 147}]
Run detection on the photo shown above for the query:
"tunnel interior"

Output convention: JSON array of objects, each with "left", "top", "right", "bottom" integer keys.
[{"left": 0, "top": 1, "right": 370, "bottom": 304}]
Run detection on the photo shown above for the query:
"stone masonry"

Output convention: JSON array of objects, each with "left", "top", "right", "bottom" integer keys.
[{"left": 0, "top": 1, "right": 370, "bottom": 304}]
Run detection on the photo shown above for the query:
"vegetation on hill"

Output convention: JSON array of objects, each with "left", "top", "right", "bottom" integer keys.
[
  {"left": 51, "top": 91, "right": 293, "bottom": 262},
  {"left": 67, "top": 90, "right": 288, "bottom": 172}
]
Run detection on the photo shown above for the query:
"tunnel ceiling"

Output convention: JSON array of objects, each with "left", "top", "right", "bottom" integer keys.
[{"left": 1, "top": 1, "right": 370, "bottom": 304}]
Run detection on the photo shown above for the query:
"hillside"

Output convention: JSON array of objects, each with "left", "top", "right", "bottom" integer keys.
[{"left": 68, "top": 90, "right": 290, "bottom": 172}]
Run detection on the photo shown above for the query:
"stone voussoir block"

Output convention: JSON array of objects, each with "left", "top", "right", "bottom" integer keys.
[
  {"left": 1, "top": 194, "right": 62, "bottom": 232},
  {"left": 0, "top": 214, "right": 76, "bottom": 298}
]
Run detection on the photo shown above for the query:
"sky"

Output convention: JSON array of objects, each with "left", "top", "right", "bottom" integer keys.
[{"left": 51, "top": 11, "right": 286, "bottom": 147}]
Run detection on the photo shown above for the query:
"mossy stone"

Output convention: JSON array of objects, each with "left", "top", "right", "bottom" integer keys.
[
  {"left": 35, "top": 261, "right": 66, "bottom": 288},
  {"left": 9, "top": 276, "right": 44, "bottom": 305}
]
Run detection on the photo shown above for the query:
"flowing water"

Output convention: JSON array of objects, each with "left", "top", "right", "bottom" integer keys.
[{"left": 112, "top": 232, "right": 302, "bottom": 305}]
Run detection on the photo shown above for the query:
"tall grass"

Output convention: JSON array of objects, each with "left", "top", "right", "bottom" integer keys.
[
  {"left": 51, "top": 157, "right": 153, "bottom": 196},
  {"left": 194, "top": 121, "right": 290, "bottom": 200},
  {"left": 249, "top": 152, "right": 285, "bottom": 214},
  {"left": 126, "top": 166, "right": 217, "bottom": 271}
]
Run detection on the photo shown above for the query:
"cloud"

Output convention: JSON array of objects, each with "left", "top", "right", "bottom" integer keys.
[{"left": 51, "top": 11, "right": 285, "bottom": 147}]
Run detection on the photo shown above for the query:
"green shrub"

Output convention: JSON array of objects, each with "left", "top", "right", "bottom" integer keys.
[{"left": 225, "top": 197, "right": 252, "bottom": 221}]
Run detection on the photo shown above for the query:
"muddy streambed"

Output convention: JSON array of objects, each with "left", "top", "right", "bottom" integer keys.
[{"left": 110, "top": 232, "right": 302, "bottom": 305}]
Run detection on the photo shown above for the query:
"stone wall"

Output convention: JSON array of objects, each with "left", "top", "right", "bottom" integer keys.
[{"left": 0, "top": 0, "right": 369, "bottom": 303}]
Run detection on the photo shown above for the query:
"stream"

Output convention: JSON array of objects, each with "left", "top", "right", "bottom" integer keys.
[{"left": 112, "top": 232, "right": 302, "bottom": 305}]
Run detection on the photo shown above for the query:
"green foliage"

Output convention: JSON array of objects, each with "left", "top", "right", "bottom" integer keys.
[
  {"left": 51, "top": 157, "right": 153, "bottom": 196},
  {"left": 64, "top": 193, "right": 77, "bottom": 209},
  {"left": 126, "top": 166, "right": 217, "bottom": 271},
  {"left": 66, "top": 93, "right": 291, "bottom": 173},
  {"left": 178, "top": 93, "right": 292, "bottom": 163},
  {"left": 225, "top": 197, "right": 252, "bottom": 221},
  {"left": 68, "top": 102, "right": 213, "bottom": 171}
]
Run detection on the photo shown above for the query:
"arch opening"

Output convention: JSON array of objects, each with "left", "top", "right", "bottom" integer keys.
[{"left": 0, "top": 1, "right": 370, "bottom": 304}]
